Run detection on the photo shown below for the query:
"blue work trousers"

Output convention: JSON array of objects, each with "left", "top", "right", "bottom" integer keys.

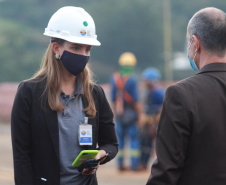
[{"left": 116, "top": 121, "right": 140, "bottom": 170}]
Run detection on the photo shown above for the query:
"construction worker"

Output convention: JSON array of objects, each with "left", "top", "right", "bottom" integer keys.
[
  {"left": 110, "top": 52, "right": 141, "bottom": 171},
  {"left": 139, "top": 68, "right": 164, "bottom": 170}
]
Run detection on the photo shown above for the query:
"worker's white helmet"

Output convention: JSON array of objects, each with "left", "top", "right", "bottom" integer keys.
[{"left": 44, "top": 6, "right": 101, "bottom": 46}]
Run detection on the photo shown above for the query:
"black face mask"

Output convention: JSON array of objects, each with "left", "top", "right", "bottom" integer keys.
[{"left": 60, "top": 50, "right": 89, "bottom": 76}]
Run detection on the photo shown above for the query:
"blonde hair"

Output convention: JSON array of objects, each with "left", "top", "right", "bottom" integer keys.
[{"left": 32, "top": 40, "right": 96, "bottom": 118}]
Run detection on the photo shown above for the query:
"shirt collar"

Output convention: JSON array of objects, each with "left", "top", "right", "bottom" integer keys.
[
  {"left": 60, "top": 75, "right": 84, "bottom": 97},
  {"left": 197, "top": 63, "right": 226, "bottom": 75}
]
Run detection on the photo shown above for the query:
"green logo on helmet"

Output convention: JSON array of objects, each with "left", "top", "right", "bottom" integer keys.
[{"left": 83, "top": 21, "right": 88, "bottom": 27}]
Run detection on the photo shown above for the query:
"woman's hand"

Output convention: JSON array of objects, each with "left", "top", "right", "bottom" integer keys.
[
  {"left": 80, "top": 150, "right": 107, "bottom": 175},
  {"left": 81, "top": 166, "right": 99, "bottom": 175}
]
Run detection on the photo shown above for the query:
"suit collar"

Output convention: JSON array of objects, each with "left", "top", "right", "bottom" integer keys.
[
  {"left": 44, "top": 103, "right": 60, "bottom": 160},
  {"left": 36, "top": 78, "right": 60, "bottom": 160},
  {"left": 197, "top": 63, "right": 226, "bottom": 74}
]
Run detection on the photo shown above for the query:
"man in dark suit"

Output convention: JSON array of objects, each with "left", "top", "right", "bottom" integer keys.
[{"left": 146, "top": 7, "right": 226, "bottom": 185}]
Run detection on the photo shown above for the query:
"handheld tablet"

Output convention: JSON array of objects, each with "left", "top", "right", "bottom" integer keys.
[{"left": 72, "top": 150, "right": 99, "bottom": 167}]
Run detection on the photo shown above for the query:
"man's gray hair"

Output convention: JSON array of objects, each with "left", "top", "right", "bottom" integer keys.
[{"left": 188, "top": 9, "right": 226, "bottom": 57}]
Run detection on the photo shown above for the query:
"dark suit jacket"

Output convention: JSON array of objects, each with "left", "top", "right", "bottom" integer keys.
[
  {"left": 11, "top": 78, "right": 118, "bottom": 185},
  {"left": 147, "top": 63, "right": 226, "bottom": 185}
]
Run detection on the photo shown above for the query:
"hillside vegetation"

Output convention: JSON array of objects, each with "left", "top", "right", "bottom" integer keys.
[{"left": 0, "top": 0, "right": 225, "bottom": 82}]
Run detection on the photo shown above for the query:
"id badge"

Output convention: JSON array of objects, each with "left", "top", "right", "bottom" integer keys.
[{"left": 79, "top": 124, "right": 92, "bottom": 145}]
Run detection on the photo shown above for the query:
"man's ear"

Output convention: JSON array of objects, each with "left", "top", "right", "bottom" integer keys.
[
  {"left": 193, "top": 35, "right": 200, "bottom": 53},
  {"left": 52, "top": 42, "right": 60, "bottom": 55}
]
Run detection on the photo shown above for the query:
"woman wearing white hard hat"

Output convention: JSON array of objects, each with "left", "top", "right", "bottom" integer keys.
[{"left": 11, "top": 6, "right": 118, "bottom": 185}]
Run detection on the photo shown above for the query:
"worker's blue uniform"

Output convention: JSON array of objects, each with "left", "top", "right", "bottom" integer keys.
[
  {"left": 110, "top": 74, "right": 140, "bottom": 170},
  {"left": 144, "top": 87, "right": 164, "bottom": 115},
  {"left": 140, "top": 86, "right": 164, "bottom": 167}
]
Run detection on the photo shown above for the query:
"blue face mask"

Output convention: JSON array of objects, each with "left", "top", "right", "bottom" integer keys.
[
  {"left": 60, "top": 50, "right": 89, "bottom": 76},
  {"left": 187, "top": 40, "right": 199, "bottom": 71}
]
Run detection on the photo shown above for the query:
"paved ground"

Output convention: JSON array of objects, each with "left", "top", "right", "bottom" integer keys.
[
  {"left": 0, "top": 123, "right": 14, "bottom": 185},
  {"left": 0, "top": 122, "right": 154, "bottom": 185}
]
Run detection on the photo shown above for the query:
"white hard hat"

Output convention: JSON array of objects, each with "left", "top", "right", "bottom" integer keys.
[{"left": 44, "top": 6, "right": 101, "bottom": 46}]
